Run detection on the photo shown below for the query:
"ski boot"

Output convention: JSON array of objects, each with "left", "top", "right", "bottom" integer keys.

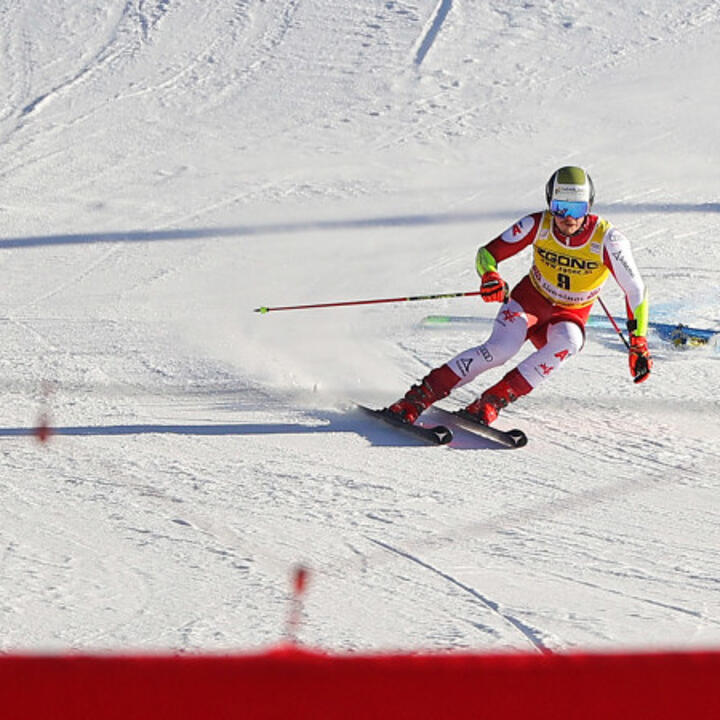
[
  {"left": 463, "top": 369, "right": 531, "bottom": 425},
  {"left": 388, "top": 365, "right": 460, "bottom": 424}
]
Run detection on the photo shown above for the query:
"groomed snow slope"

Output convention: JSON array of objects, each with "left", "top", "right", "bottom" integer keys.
[{"left": 1, "top": 0, "right": 719, "bottom": 652}]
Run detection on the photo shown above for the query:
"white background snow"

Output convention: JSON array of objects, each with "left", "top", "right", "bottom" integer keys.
[{"left": 1, "top": 0, "right": 719, "bottom": 654}]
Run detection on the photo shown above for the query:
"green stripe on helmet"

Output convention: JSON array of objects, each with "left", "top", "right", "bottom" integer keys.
[{"left": 556, "top": 166, "right": 588, "bottom": 185}]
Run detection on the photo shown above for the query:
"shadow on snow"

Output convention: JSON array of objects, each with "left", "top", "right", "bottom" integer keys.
[
  {"left": 2, "top": 203, "right": 719, "bottom": 250},
  {"left": 0, "top": 409, "right": 504, "bottom": 449}
]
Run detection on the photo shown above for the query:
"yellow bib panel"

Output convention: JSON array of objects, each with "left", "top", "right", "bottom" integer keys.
[{"left": 529, "top": 211, "right": 611, "bottom": 308}]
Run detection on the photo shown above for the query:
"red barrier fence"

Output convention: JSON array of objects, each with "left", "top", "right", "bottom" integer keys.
[{"left": 2, "top": 646, "right": 719, "bottom": 719}]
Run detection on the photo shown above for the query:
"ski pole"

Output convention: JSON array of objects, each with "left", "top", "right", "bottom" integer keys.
[
  {"left": 597, "top": 296, "right": 630, "bottom": 350},
  {"left": 254, "top": 290, "right": 482, "bottom": 314}
]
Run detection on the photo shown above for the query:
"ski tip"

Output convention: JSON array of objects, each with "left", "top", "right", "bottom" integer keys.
[
  {"left": 506, "top": 429, "right": 528, "bottom": 448},
  {"left": 440, "top": 408, "right": 528, "bottom": 448},
  {"left": 355, "top": 403, "right": 453, "bottom": 445},
  {"left": 433, "top": 427, "right": 453, "bottom": 444},
  {"left": 254, "top": 306, "right": 270, "bottom": 314}
]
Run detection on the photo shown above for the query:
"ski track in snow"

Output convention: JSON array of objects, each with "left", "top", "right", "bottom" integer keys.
[
  {"left": 414, "top": 0, "right": 453, "bottom": 66},
  {"left": 373, "top": 0, "right": 720, "bottom": 152},
  {"left": 369, "top": 537, "right": 551, "bottom": 654},
  {"left": 17, "top": 3, "right": 143, "bottom": 123}
]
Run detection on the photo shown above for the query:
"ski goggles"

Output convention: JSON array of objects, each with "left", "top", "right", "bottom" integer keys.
[{"left": 549, "top": 200, "right": 590, "bottom": 218}]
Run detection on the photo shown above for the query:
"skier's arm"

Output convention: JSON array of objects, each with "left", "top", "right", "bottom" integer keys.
[
  {"left": 476, "top": 244, "right": 506, "bottom": 303},
  {"left": 603, "top": 228, "right": 648, "bottom": 336},
  {"left": 603, "top": 228, "right": 652, "bottom": 383},
  {"left": 476, "top": 213, "right": 541, "bottom": 274},
  {"left": 475, "top": 214, "right": 541, "bottom": 302}
]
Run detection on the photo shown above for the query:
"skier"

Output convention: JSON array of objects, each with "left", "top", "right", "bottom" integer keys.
[{"left": 388, "top": 166, "right": 652, "bottom": 425}]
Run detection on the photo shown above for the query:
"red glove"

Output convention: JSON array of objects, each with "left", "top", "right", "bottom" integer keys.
[
  {"left": 480, "top": 271, "right": 509, "bottom": 303},
  {"left": 629, "top": 335, "right": 652, "bottom": 383}
]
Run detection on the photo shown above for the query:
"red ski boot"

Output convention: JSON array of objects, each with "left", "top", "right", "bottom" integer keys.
[
  {"left": 388, "top": 365, "right": 460, "bottom": 423},
  {"left": 464, "top": 369, "right": 532, "bottom": 425}
]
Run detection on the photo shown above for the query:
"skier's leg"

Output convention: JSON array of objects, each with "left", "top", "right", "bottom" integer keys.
[
  {"left": 515, "top": 320, "right": 585, "bottom": 388},
  {"left": 388, "top": 300, "right": 529, "bottom": 423},
  {"left": 465, "top": 320, "right": 584, "bottom": 424},
  {"left": 446, "top": 299, "right": 530, "bottom": 387}
]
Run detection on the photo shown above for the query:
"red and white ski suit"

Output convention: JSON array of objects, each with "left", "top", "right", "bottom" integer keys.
[{"left": 447, "top": 211, "right": 648, "bottom": 392}]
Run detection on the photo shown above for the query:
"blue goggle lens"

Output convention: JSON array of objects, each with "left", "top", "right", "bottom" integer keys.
[{"left": 550, "top": 200, "right": 589, "bottom": 218}]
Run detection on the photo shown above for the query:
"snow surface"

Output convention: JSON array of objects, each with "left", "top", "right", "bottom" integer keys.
[{"left": 1, "top": 0, "right": 719, "bottom": 654}]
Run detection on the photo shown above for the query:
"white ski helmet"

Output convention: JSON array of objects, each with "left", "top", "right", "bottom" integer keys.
[{"left": 545, "top": 166, "right": 595, "bottom": 218}]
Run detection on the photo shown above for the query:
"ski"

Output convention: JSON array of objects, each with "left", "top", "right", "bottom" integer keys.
[
  {"left": 356, "top": 404, "right": 453, "bottom": 445},
  {"left": 434, "top": 407, "right": 528, "bottom": 448},
  {"left": 421, "top": 314, "right": 718, "bottom": 348}
]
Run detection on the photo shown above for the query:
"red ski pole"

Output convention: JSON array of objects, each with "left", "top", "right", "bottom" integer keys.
[
  {"left": 254, "top": 290, "right": 482, "bottom": 314},
  {"left": 597, "top": 296, "right": 630, "bottom": 350}
]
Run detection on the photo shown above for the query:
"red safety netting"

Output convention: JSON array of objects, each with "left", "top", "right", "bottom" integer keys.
[{"left": 2, "top": 646, "right": 719, "bottom": 719}]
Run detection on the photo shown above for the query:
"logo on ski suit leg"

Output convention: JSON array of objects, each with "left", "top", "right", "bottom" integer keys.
[
  {"left": 455, "top": 357, "right": 474, "bottom": 377},
  {"left": 501, "top": 309, "right": 522, "bottom": 324}
]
